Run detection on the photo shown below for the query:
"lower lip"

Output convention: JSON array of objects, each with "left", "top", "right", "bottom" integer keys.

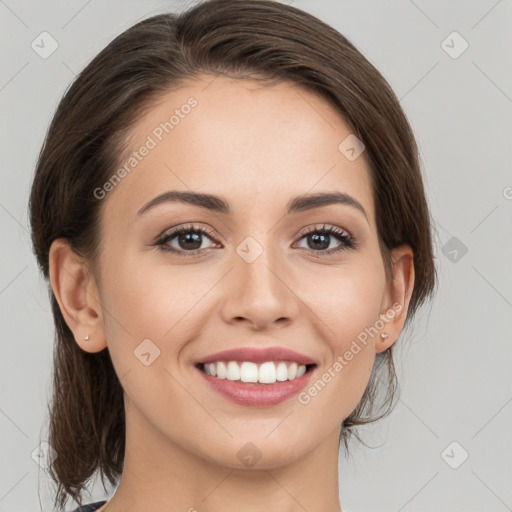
[{"left": 196, "top": 365, "right": 316, "bottom": 407}]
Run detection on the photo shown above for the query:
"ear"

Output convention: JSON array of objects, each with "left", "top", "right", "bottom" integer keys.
[
  {"left": 376, "top": 244, "right": 415, "bottom": 354},
  {"left": 48, "top": 238, "right": 107, "bottom": 353}
]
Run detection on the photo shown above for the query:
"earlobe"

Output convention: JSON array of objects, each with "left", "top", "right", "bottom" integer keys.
[
  {"left": 376, "top": 244, "right": 415, "bottom": 354},
  {"left": 48, "top": 238, "right": 107, "bottom": 353}
]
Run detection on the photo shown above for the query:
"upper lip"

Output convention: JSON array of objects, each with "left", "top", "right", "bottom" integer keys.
[{"left": 197, "top": 347, "right": 317, "bottom": 366}]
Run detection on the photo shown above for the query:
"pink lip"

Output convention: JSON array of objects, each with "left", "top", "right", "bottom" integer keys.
[
  {"left": 197, "top": 346, "right": 316, "bottom": 365},
  {"left": 196, "top": 365, "right": 317, "bottom": 407}
]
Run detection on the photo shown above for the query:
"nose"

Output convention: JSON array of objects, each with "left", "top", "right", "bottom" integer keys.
[{"left": 220, "top": 243, "right": 299, "bottom": 331}]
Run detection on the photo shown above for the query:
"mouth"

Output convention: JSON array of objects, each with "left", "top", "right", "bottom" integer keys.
[
  {"left": 195, "top": 361, "right": 317, "bottom": 384},
  {"left": 194, "top": 361, "right": 317, "bottom": 407}
]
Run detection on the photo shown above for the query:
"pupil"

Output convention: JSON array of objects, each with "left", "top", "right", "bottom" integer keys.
[
  {"left": 179, "top": 231, "right": 202, "bottom": 250},
  {"left": 310, "top": 233, "right": 329, "bottom": 250}
]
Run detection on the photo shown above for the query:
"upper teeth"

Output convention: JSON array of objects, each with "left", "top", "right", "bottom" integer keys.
[{"left": 203, "top": 361, "right": 308, "bottom": 384}]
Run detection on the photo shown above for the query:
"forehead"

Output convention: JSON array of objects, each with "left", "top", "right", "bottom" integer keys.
[{"left": 101, "top": 75, "right": 375, "bottom": 227}]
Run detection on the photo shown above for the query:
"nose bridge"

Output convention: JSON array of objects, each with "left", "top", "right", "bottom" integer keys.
[
  {"left": 240, "top": 235, "right": 280, "bottom": 289},
  {"left": 222, "top": 231, "right": 298, "bottom": 328}
]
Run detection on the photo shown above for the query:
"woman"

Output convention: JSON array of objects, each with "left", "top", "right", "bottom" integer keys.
[{"left": 29, "top": 0, "right": 437, "bottom": 510}]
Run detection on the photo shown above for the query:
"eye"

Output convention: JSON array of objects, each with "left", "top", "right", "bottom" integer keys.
[
  {"left": 155, "top": 223, "right": 358, "bottom": 258},
  {"left": 294, "top": 224, "right": 357, "bottom": 255},
  {"left": 155, "top": 224, "right": 220, "bottom": 256}
]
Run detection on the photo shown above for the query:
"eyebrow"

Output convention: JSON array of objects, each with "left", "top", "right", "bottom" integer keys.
[{"left": 136, "top": 190, "right": 369, "bottom": 223}]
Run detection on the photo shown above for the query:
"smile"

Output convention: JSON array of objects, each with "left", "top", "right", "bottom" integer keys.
[
  {"left": 195, "top": 361, "right": 317, "bottom": 407},
  {"left": 200, "top": 360, "right": 313, "bottom": 384}
]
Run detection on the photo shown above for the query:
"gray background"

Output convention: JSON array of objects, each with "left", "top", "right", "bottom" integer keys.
[{"left": 1, "top": 0, "right": 511, "bottom": 511}]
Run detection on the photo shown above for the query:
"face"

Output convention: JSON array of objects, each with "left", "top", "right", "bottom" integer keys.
[{"left": 70, "top": 75, "right": 410, "bottom": 468}]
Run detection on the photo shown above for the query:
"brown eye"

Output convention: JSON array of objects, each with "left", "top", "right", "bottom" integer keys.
[
  {"left": 156, "top": 224, "right": 220, "bottom": 256},
  {"left": 295, "top": 224, "right": 357, "bottom": 254}
]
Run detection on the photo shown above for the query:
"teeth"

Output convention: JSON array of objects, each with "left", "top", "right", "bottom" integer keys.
[
  {"left": 288, "top": 362, "right": 298, "bottom": 379},
  {"left": 296, "top": 364, "right": 306, "bottom": 378},
  {"left": 216, "top": 361, "right": 226, "bottom": 379},
  {"left": 226, "top": 361, "right": 240, "bottom": 381},
  {"left": 240, "top": 362, "right": 258, "bottom": 383},
  {"left": 259, "top": 361, "right": 276, "bottom": 384},
  {"left": 202, "top": 360, "right": 309, "bottom": 384}
]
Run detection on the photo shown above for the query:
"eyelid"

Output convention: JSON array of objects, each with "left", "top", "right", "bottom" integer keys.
[
  {"left": 296, "top": 223, "right": 352, "bottom": 239},
  {"left": 156, "top": 222, "right": 218, "bottom": 241}
]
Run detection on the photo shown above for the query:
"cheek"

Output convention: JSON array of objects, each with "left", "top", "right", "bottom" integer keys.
[
  {"left": 97, "top": 259, "right": 212, "bottom": 416},
  {"left": 101, "top": 253, "right": 209, "bottom": 337},
  {"left": 296, "top": 259, "right": 385, "bottom": 420},
  {"left": 98, "top": 254, "right": 216, "bottom": 383},
  {"left": 303, "top": 254, "right": 386, "bottom": 346}
]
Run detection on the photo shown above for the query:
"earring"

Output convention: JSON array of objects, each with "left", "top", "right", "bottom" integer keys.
[
  {"left": 84, "top": 335, "right": 90, "bottom": 341},
  {"left": 380, "top": 332, "right": 389, "bottom": 340}
]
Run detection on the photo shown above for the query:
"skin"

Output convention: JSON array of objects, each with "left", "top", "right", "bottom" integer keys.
[{"left": 49, "top": 75, "right": 414, "bottom": 512}]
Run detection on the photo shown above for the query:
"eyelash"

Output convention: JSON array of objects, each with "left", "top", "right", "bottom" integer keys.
[{"left": 155, "top": 223, "right": 358, "bottom": 258}]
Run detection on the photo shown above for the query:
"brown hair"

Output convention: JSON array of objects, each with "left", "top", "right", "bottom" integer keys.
[{"left": 28, "top": 0, "right": 437, "bottom": 509}]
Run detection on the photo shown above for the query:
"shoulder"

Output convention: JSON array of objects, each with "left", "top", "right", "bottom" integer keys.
[{"left": 68, "top": 500, "right": 107, "bottom": 512}]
